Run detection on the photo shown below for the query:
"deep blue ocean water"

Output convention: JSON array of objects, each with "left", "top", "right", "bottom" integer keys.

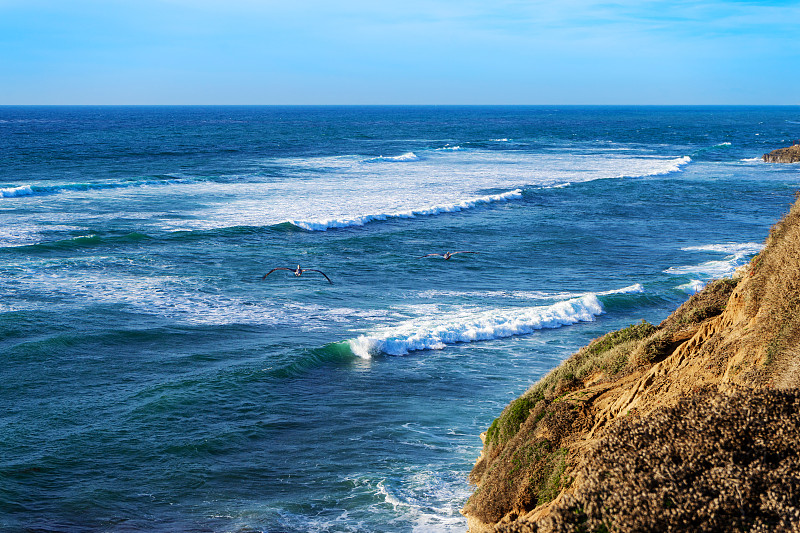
[{"left": 1, "top": 106, "right": 799, "bottom": 532}]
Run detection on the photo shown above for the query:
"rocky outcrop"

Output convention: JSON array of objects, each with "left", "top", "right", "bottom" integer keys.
[
  {"left": 464, "top": 197, "right": 800, "bottom": 532},
  {"left": 763, "top": 144, "right": 800, "bottom": 163}
]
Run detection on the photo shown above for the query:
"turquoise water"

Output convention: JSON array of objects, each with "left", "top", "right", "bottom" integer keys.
[{"left": 1, "top": 106, "right": 799, "bottom": 531}]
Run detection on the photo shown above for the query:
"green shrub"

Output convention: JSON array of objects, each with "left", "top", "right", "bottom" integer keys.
[{"left": 587, "top": 320, "right": 656, "bottom": 357}]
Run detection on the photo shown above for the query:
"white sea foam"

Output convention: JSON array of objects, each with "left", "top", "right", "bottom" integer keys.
[
  {"left": 415, "top": 284, "right": 643, "bottom": 302},
  {"left": 290, "top": 189, "right": 523, "bottom": 231},
  {"left": 676, "top": 280, "right": 707, "bottom": 294},
  {"left": 1, "top": 185, "right": 35, "bottom": 198},
  {"left": 347, "top": 294, "right": 604, "bottom": 358},
  {"left": 681, "top": 242, "right": 763, "bottom": 255},
  {"left": 7, "top": 145, "right": 695, "bottom": 235},
  {"left": 334, "top": 470, "right": 470, "bottom": 533},
  {"left": 740, "top": 157, "right": 762, "bottom": 162},
  {"left": 641, "top": 155, "right": 691, "bottom": 176},
  {"left": 666, "top": 259, "right": 741, "bottom": 278},
  {"left": 0, "top": 178, "right": 195, "bottom": 201},
  {"left": 666, "top": 242, "right": 763, "bottom": 279},
  {"left": 367, "top": 152, "right": 419, "bottom": 162}
]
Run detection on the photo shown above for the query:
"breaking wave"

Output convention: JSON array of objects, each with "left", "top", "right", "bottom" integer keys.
[
  {"left": 415, "top": 284, "right": 643, "bottom": 302},
  {"left": 681, "top": 243, "right": 763, "bottom": 255},
  {"left": 666, "top": 242, "right": 763, "bottom": 280},
  {"left": 346, "top": 294, "right": 605, "bottom": 358},
  {"left": 0, "top": 178, "right": 189, "bottom": 199},
  {"left": 365, "top": 152, "right": 419, "bottom": 162},
  {"left": 640, "top": 155, "right": 691, "bottom": 176},
  {"left": 289, "top": 189, "right": 523, "bottom": 231}
]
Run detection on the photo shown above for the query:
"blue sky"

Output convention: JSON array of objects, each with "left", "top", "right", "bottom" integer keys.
[{"left": 1, "top": 0, "right": 798, "bottom": 104}]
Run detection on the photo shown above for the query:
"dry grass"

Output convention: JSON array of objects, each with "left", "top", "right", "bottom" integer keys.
[{"left": 728, "top": 196, "right": 800, "bottom": 384}]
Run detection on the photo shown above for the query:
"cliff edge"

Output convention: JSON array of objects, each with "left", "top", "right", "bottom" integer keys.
[
  {"left": 463, "top": 196, "right": 800, "bottom": 532},
  {"left": 763, "top": 144, "right": 800, "bottom": 163}
]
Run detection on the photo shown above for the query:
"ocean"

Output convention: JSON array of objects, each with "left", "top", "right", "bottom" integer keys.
[{"left": 1, "top": 106, "right": 798, "bottom": 532}]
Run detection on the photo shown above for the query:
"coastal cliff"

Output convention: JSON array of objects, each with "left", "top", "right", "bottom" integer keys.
[
  {"left": 463, "top": 196, "right": 800, "bottom": 532},
  {"left": 763, "top": 144, "right": 800, "bottom": 163}
]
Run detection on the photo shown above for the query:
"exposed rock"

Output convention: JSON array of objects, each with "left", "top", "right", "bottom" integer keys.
[
  {"left": 763, "top": 144, "right": 800, "bottom": 163},
  {"left": 464, "top": 196, "right": 800, "bottom": 532}
]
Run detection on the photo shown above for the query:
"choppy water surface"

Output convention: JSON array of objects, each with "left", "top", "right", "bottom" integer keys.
[{"left": 1, "top": 106, "right": 799, "bottom": 532}]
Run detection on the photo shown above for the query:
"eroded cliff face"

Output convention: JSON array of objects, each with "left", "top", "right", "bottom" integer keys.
[
  {"left": 464, "top": 197, "right": 800, "bottom": 532},
  {"left": 763, "top": 144, "right": 800, "bottom": 163}
]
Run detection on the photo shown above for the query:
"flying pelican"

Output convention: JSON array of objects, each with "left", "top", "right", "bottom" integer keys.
[
  {"left": 419, "top": 251, "right": 479, "bottom": 260},
  {"left": 262, "top": 265, "right": 333, "bottom": 284}
]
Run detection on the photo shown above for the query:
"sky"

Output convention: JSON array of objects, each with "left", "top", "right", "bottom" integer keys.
[{"left": 1, "top": 0, "right": 799, "bottom": 105}]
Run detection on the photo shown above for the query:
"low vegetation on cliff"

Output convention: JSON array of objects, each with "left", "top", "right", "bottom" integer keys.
[
  {"left": 498, "top": 388, "right": 800, "bottom": 533},
  {"left": 464, "top": 196, "right": 800, "bottom": 532}
]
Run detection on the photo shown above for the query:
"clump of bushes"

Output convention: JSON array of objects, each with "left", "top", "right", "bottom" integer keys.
[
  {"left": 586, "top": 320, "right": 656, "bottom": 357},
  {"left": 498, "top": 387, "right": 800, "bottom": 533},
  {"left": 467, "top": 401, "right": 583, "bottom": 523},
  {"left": 486, "top": 393, "right": 544, "bottom": 447}
]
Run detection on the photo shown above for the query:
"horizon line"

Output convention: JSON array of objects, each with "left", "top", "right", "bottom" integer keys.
[{"left": 1, "top": 103, "right": 798, "bottom": 107}]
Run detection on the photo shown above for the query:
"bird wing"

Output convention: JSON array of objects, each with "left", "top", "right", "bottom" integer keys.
[
  {"left": 419, "top": 253, "right": 444, "bottom": 258},
  {"left": 303, "top": 269, "right": 333, "bottom": 284},
  {"left": 451, "top": 251, "right": 478, "bottom": 255},
  {"left": 262, "top": 267, "right": 292, "bottom": 279}
]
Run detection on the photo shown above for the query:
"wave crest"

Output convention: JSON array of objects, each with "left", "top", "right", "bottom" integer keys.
[
  {"left": 642, "top": 155, "right": 691, "bottom": 176},
  {"left": 0, "top": 178, "right": 188, "bottom": 200},
  {"left": 346, "top": 294, "right": 605, "bottom": 358},
  {"left": 365, "top": 152, "right": 419, "bottom": 162},
  {"left": 667, "top": 242, "right": 763, "bottom": 279},
  {"left": 289, "top": 189, "right": 523, "bottom": 231},
  {"left": 1, "top": 185, "right": 36, "bottom": 198}
]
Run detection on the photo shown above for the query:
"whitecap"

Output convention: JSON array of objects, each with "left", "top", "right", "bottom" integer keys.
[
  {"left": 414, "top": 283, "right": 642, "bottom": 302},
  {"left": 290, "top": 189, "right": 523, "bottom": 231},
  {"left": 666, "top": 242, "right": 762, "bottom": 279},
  {"left": 366, "top": 152, "right": 419, "bottom": 162},
  {"left": 637, "top": 155, "right": 691, "bottom": 177},
  {"left": 346, "top": 294, "right": 604, "bottom": 358},
  {"left": 676, "top": 280, "right": 706, "bottom": 294},
  {"left": 1, "top": 185, "right": 35, "bottom": 198},
  {"left": 681, "top": 242, "right": 763, "bottom": 255}
]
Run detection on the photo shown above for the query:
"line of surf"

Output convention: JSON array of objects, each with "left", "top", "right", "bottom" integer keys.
[
  {"left": 667, "top": 242, "right": 763, "bottom": 293},
  {"left": 288, "top": 189, "right": 524, "bottom": 231},
  {"left": 414, "top": 283, "right": 643, "bottom": 302},
  {"left": 344, "top": 292, "right": 615, "bottom": 359},
  {"left": 636, "top": 155, "right": 691, "bottom": 177},
  {"left": 0, "top": 178, "right": 190, "bottom": 199}
]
